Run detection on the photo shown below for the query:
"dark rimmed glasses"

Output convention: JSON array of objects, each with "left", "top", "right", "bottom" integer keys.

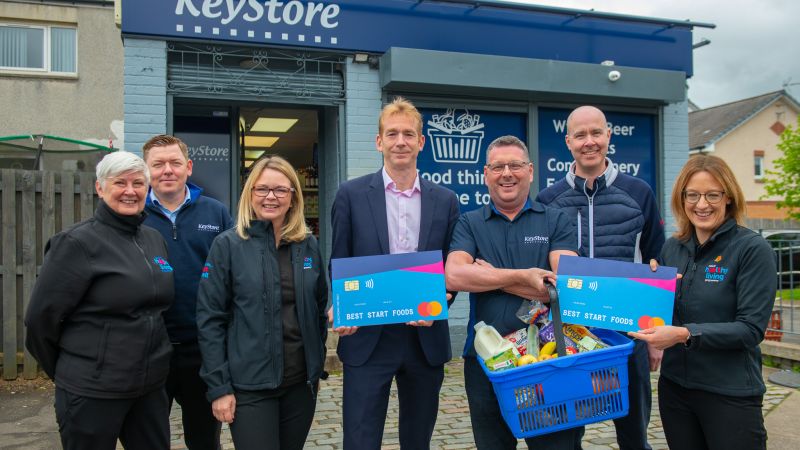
[
  {"left": 486, "top": 160, "right": 531, "bottom": 174},
  {"left": 252, "top": 186, "right": 294, "bottom": 198}
]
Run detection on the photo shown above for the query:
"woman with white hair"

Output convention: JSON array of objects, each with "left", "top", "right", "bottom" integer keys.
[{"left": 25, "top": 151, "right": 174, "bottom": 450}]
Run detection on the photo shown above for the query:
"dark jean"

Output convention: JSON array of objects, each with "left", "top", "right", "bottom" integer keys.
[
  {"left": 463, "top": 357, "right": 584, "bottom": 450},
  {"left": 612, "top": 339, "right": 653, "bottom": 450},
  {"left": 658, "top": 376, "right": 767, "bottom": 450}
]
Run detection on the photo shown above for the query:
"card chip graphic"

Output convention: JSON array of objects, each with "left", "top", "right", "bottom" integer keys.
[
  {"left": 344, "top": 280, "right": 360, "bottom": 291},
  {"left": 567, "top": 278, "right": 583, "bottom": 289}
]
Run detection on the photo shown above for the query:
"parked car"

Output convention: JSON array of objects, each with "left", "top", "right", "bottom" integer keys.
[{"left": 762, "top": 231, "right": 800, "bottom": 290}]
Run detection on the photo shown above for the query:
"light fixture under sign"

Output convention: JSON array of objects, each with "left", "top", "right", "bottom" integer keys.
[
  {"left": 251, "top": 117, "right": 298, "bottom": 133},
  {"left": 244, "top": 136, "right": 279, "bottom": 148}
]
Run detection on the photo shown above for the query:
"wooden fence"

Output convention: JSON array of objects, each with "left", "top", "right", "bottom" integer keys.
[{"left": 0, "top": 169, "right": 96, "bottom": 380}]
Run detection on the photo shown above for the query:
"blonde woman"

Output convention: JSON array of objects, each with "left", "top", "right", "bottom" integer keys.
[{"left": 197, "top": 156, "right": 328, "bottom": 450}]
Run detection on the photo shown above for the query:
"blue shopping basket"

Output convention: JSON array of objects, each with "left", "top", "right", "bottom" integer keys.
[{"left": 479, "top": 283, "right": 635, "bottom": 438}]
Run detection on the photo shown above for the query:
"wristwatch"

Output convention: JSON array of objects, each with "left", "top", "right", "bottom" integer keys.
[{"left": 684, "top": 329, "right": 699, "bottom": 349}]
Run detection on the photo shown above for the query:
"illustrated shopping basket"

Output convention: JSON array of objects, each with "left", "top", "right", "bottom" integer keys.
[
  {"left": 479, "top": 283, "right": 634, "bottom": 438},
  {"left": 427, "top": 129, "right": 484, "bottom": 164}
]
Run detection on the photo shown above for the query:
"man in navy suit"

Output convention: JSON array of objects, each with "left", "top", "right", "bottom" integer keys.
[{"left": 329, "top": 97, "right": 460, "bottom": 449}]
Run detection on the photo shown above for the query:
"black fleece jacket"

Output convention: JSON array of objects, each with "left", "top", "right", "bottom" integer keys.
[
  {"left": 659, "top": 219, "right": 776, "bottom": 397},
  {"left": 25, "top": 201, "right": 174, "bottom": 399}
]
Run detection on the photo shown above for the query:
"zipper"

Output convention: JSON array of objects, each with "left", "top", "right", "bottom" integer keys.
[
  {"left": 576, "top": 211, "right": 582, "bottom": 250},
  {"left": 587, "top": 194, "right": 596, "bottom": 258},
  {"left": 172, "top": 223, "right": 177, "bottom": 240},
  {"left": 132, "top": 233, "right": 157, "bottom": 394}
]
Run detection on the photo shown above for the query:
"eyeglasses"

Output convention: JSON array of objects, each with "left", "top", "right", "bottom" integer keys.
[
  {"left": 683, "top": 191, "right": 725, "bottom": 204},
  {"left": 486, "top": 160, "right": 531, "bottom": 174},
  {"left": 252, "top": 186, "right": 294, "bottom": 198}
]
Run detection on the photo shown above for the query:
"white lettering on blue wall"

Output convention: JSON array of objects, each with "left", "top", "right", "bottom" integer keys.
[{"left": 175, "top": 0, "right": 340, "bottom": 28}]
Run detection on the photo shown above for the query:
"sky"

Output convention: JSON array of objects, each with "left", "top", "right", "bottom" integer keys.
[{"left": 506, "top": 0, "right": 800, "bottom": 109}]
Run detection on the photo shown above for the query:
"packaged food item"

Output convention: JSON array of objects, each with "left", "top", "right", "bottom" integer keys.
[
  {"left": 516, "top": 300, "right": 550, "bottom": 326},
  {"left": 526, "top": 323, "right": 540, "bottom": 358},
  {"left": 562, "top": 324, "right": 609, "bottom": 353},
  {"left": 474, "top": 321, "right": 520, "bottom": 361},
  {"left": 538, "top": 321, "right": 579, "bottom": 349},
  {"left": 484, "top": 348, "right": 518, "bottom": 372},
  {"left": 503, "top": 328, "right": 529, "bottom": 356}
]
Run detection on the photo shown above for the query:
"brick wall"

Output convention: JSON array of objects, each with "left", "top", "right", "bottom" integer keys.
[
  {"left": 661, "top": 99, "right": 689, "bottom": 236},
  {"left": 343, "top": 60, "right": 382, "bottom": 180}
]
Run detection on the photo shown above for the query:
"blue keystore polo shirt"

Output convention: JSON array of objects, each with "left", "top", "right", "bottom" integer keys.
[{"left": 450, "top": 199, "right": 576, "bottom": 358}]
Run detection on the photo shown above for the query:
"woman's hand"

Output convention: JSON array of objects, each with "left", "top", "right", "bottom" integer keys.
[
  {"left": 212, "top": 394, "right": 236, "bottom": 424},
  {"left": 628, "top": 326, "right": 690, "bottom": 351},
  {"left": 649, "top": 259, "right": 682, "bottom": 279},
  {"left": 327, "top": 307, "right": 358, "bottom": 336}
]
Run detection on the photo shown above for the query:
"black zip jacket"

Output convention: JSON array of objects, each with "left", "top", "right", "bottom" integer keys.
[
  {"left": 24, "top": 201, "right": 174, "bottom": 399},
  {"left": 197, "top": 221, "right": 328, "bottom": 401},
  {"left": 659, "top": 218, "right": 776, "bottom": 397}
]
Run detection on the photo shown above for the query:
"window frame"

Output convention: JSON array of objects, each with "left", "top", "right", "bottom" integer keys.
[
  {"left": 0, "top": 22, "right": 78, "bottom": 76},
  {"left": 754, "top": 154, "right": 765, "bottom": 180}
]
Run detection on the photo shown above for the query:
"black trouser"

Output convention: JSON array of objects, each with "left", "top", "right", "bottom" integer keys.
[
  {"left": 658, "top": 376, "right": 767, "bottom": 450},
  {"left": 463, "top": 357, "right": 584, "bottom": 450},
  {"left": 54, "top": 386, "right": 170, "bottom": 450},
  {"left": 165, "top": 342, "right": 222, "bottom": 450},
  {"left": 612, "top": 339, "right": 652, "bottom": 450},
  {"left": 229, "top": 381, "right": 317, "bottom": 450}
]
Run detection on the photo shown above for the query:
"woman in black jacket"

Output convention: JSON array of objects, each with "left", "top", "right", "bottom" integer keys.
[
  {"left": 25, "top": 151, "right": 174, "bottom": 450},
  {"left": 630, "top": 154, "right": 776, "bottom": 450},
  {"left": 197, "top": 156, "right": 328, "bottom": 450}
]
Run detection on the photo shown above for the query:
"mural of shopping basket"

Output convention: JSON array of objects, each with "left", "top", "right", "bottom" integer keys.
[
  {"left": 479, "top": 283, "right": 634, "bottom": 438},
  {"left": 426, "top": 109, "right": 485, "bottom": 164}
]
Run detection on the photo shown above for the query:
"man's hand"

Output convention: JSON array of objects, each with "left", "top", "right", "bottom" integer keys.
[
  {"left": 327, "top": 307, "right": 358, "bottom": 336},
  {"left": 212, "top": 394, "right": 236, "bottom": 424},
  {"left": 474, "top": 259, "right": 554, "bottom": 300}
]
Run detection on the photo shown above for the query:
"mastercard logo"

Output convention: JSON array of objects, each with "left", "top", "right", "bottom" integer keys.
[
  {"left": 638, "top": 315, "right": 666, "bottom": 329},
  {"left": 417, "top": 301, "right": 444, "bottom": 317}
]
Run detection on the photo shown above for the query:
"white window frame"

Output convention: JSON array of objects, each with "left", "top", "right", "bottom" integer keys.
[
  {"left": 0, "top": 22, "right": 78, "bottom": 76},
  {"left": 754, "top": 154, "right": 764, "bottom": 179}
]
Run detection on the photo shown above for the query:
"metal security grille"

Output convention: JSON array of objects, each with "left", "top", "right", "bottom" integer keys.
[{"left": 167, "top": 43, "right": 345, "bottom": 103}]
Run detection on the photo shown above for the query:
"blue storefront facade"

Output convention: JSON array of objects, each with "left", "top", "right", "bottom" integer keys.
[{"left": 121, "top": 0, "right": 711, "bottom": 251}]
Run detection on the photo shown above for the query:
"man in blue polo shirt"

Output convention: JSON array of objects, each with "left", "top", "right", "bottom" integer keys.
[{"left": 445, "top": 135, "right": 579, "bottom": 449}]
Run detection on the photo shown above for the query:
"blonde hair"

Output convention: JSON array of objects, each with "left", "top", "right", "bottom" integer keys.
[
  {"left": 378, "top": 96, "right": 423, "bottom": 135},
  {"left": 670, "top": 154, "right": 746, "bottom": 241},
  {"left": 236, "top": 156, "right": 308, "bottom": 242}
]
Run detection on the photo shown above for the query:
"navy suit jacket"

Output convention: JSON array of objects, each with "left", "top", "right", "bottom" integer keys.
[{"left": 331, "top": 169, "right": 460, "bottom": 367}]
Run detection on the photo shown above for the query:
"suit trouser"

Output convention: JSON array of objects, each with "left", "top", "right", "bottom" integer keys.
[
  {"left": 463, "top": 357, "right": 584, "bottom": 450},
  {"left": 658, "top": 376, "right": 766, "bottom": 450},
  {"left": 612, "top": 339, "right": 653, "bottom": 450},
  {"left": 165, "top": 341, "right": 222, "bottom": 450},
  {"left": 54, "top": 386, "right": 170, "bottom": 450},
  {"left": 342, "top": 324, "right": 444, "bottom": 450}
]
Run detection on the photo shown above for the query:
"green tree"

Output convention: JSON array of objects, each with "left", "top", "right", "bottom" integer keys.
[{"left": 763, "top": 116, "right": 800, "bottom": 221}]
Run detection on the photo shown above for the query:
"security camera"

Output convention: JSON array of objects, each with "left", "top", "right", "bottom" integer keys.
[{"left": 608, "top": 70, "right": 621, "bottom": 82}]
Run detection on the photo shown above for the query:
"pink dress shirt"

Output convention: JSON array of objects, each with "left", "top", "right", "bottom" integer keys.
[{"left": 382, "top": 167, "right": 422, "bottom": 255}]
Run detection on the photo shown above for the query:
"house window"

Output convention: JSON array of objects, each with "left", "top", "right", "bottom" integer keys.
[
  {"left": 754, "top": 151, "right": 764, "bottom": 179},
  {"left": 0, "top": 24, "right": 77, "bottom": 74}
]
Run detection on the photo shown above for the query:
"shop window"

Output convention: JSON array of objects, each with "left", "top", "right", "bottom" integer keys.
[
  {"left": 0, "top": 23, "right": 77, "bottom": 74},
  {"left": 754, "top": 151, "right": 764, "bottom": 180}
]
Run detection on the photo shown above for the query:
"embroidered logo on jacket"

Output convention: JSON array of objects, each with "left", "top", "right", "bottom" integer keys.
[
  {"left": 197, "top": 224, "right": 221, "bottom": 232},
  {"left": 303, "top": 257, "right": 313, "bottom": 269},
  {"left": 153, "top": 256, "right": 173, "bottom": 272},
  {"left": 201, "top": 262, "right": 212, "bottom": 279},
  {"left": 704, "top": 264, "right": 728, "bottom": 283}
]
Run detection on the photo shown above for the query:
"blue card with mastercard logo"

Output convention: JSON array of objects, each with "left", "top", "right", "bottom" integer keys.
[{"left": 332, "top": 251, "right": 448, "bottom": 327}]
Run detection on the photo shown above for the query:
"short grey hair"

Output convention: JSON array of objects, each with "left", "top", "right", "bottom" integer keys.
[
  {"left": 96, "top": 151, "right": 150, "bottom": 188},
  {"left": 485, "top": 135, "right": 530, "bottom": 162}
]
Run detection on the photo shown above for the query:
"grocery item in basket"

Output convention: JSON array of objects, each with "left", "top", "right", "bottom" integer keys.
[
  {"left": 484, "top": 348, "right": 518, "bottom": 372},
  {"left": 516, "top": 300, "right": 550, "bottom": 326},
  {"left": 538, "top": 321, "right": 579, "bottom": 349},
  {"left": 526, "top": 323, "right": 540, "bottom": 357},
  {"left": 503, "top": 327, "right": 529, "bottom": 356},
  {"left": 473, "top": 321, "right": 520, "bottom": 360},
  {"left": 517, "top": 354, "right": 537, "bottom": 366},
  {"left": 562, "top": 324, "right": 609, "bottom": 353}
]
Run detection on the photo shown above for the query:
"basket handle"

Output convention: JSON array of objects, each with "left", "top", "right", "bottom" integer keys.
[{"left": 545, "top": 281, "right": 567, "bottom": 358}]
